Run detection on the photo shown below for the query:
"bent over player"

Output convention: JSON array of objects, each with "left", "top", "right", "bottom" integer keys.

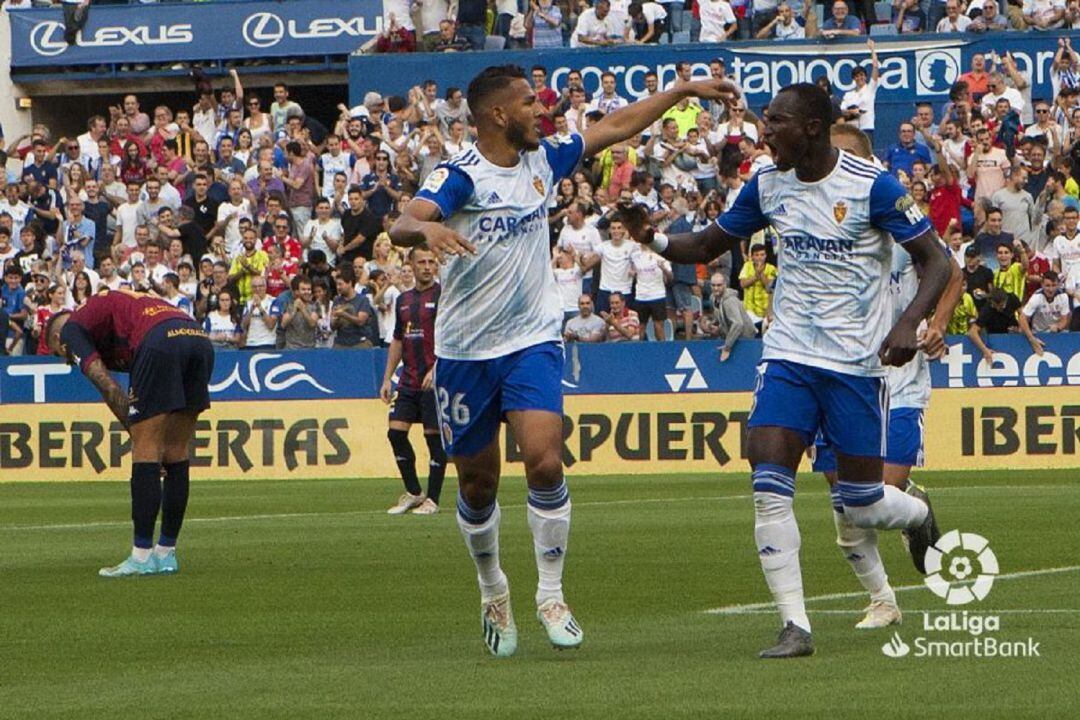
[
  {"left": 381, "top": 245, "right": 447, "bottom": 516},
  {"left": 621, "top": 83, "right": 952, "bottom": 658},
  {"left": 392, "top": 65, "right": 738, "bottom": 657},
  {"left": 47, "top": 290, "right": 214, "bottom": 577}
]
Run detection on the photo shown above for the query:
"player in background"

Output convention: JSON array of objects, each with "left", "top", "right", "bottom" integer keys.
[
  {"left": 620, "top": 83, "right": 952, "bottom": 658},
  {"left": 809, "top": 125, "right": 964, "bottom": 630},
  {"left": 46, "top": 290, "right": 214, "bottom": 577},
  {"left": 391, "top": 65, "right": 738, "bottom": 657},
  {"left": 380, "top": 245, "right": 447, "bottom": 516}
]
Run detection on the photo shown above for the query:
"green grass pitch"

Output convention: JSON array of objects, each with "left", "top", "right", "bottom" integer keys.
[{"left": 1, "top": 470, "right": 1077, "bottom": 719}]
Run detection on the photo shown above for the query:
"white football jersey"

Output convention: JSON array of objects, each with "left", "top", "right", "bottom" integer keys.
[
  {"left": 885, "top": 245, "right": 931, "bottom": 409},
  {"left": 416, "top": 135, "right": 584, "bottom": 360},
  {"left": 717, "top": 149, "right": 933, "bottom": 377}
]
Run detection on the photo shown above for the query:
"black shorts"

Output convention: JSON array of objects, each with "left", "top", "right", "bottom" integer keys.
[
  {"left": 129, "top": 319, "right": 215, "bottom": 424},
  {"left": 389, "top": 386, "right": 438, "bottom": 430},
  {"left": 635, "top": 298, "right": 668, "bottom": 323}
]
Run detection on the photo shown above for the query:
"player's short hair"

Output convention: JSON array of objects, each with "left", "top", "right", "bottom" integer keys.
[
  {"left": 409, "top": 244, "right": 435, "bottom": 261},
  {"left": 467, "top": 65, "right": 528, "bottom": 116},
  {"left": 777, "top": 83, "right": 833, "bottom": 130},
  {"left": 830, "top": 124, "right": 873, "bottom": 159},
  {"left": 1043, "top": 270, "right": 1059, "bottom": 282}
]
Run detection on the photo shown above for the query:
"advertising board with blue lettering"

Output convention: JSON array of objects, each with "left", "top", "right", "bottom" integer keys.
[
  {"left": 8, "top": 0, "right": 384, "bottom": 67},
  {"left": 349, "top": 32, "right": 1071, "bottom": 151}
]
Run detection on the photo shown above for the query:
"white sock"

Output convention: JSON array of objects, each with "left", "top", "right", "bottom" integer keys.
[
  {"left": 840, "top": 482, "right": 928, "bottom": 530},
  {"left": 153, "top": 544, "right": 174, "bottom": 558},
  {"left": 131, "top": 546, "right": 152, "bottom": 562},
  {"left": 833, "top": 510, "right": 895, "bottom": 605},
  {"left": 754, "top": 491, "right": 810, "bottom": 633},
  {"left": 527, "top": 500, "right": 571, "bottom": 605},
  {"left": 457, "top": 502, "right": 508, "bottom": 601}
]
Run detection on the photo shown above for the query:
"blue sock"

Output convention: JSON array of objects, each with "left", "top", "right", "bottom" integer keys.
[
  {"left": 130, "top": 462, "right": 162, "bottom": 550},
  {"left": 835, "top": 480, "right": 886, "bottom": 508},
  {"left": 457, "top": 492, "right": 496, "bottom": 525},
  {"left": 527, "top": 479, "right": 569, "bottom": 510},
  {"left": 751, "top": 463, "right": 795, "bottom": 498},
  {"left": 829, "top": 486, "right": 844, "bottom": 514}
]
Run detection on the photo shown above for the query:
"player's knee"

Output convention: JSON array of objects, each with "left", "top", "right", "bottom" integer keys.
[
  {"left": 524, "top": 453, "right": 563, "bottom": 489},
  {"left": 458, "top": 473, "right": 497, "bottom": 508}
]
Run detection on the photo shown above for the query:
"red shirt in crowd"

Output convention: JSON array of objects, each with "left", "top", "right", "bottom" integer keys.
[
  {"left": 263, "top": 236, "right": 303, "bottom": 263},
  {"left": 929, "top": 181, "right": 964, "bottom": 236}
]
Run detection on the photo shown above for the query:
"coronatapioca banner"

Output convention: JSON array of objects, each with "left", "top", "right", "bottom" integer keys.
[
  {"left": 0, "top": 336, "right": 1075, "bottom": 480},
  {"left": 8, "top": 0, "right": 385, "bottom": 67},
  {"left": 349, "top": 31, "right": 1072, "bottom": 151}
]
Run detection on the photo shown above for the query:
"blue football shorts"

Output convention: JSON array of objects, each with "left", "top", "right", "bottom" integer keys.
[
  {"left": 433, "top": 341, "right": 564, "bottom": 457},
  {"left": 812, "top": 407, "right": 926, "bottom": 473},
  {"left": 748, "top": 359, "right": 889, "bottom": 459}
]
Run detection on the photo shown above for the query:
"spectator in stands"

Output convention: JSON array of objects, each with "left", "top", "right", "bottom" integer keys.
[
  {"left": 701, "top": 272, "right": 755, "bottom": 361},
  {"left": 571, "top": 0, "right": 626, "bottom": 46},
  {"left": 969, "top": 128, "right": 1012, "bottom": 226},
  {"left": 282, "top": 141, "right": 317, "bottom": 231},
  {"left": 61, "top": 197, "right": 96, "bottom": 270},
  {"left": 281, "top": 276, "right": 320, "bottom": 349},
  {"left": 993, "top": 239, "right": 1029, "bottom": 301},
  {"left": 360, "top": 152, "right": 403, "bottom": 220},
  {"left": 840, "top": 41, "right": 880, "bottom": 145},
  {"left": 628, "top": 2, "right": 668, "bottom": 43},
  {"left": 331, "top": 269, "right": 378, "bottom": 349},
  {"left": 242, "top": 276, "right": 277, "bottom": 351},
  {"left": 820, "top": 0, "right": 863, "bottom": 36},
  {"left": 375, "top": 12, "right": 417, "bottom": 53},
  {"left": 1019, "top": 270, "right": 1071, "bottom": 335},
  {"left": 456, "top": 0, "right": 488, "bottom": 49},
  {"left": 630, "top": 244, "right": 672, "bottom": 340},
  {"left": 969, "top": 0, "right": 1009, "bottom": 30},
  {"left": 699, "top": 0, "right": 739, "bottom": 42},
  {"left": 204, "top": 287, "right": 243, "bottom": 350},
  {"left": 756, "top": 0, "right": 808, "bottom": 38},
  {"left": 600, "top": 292, "right": 640, "bottom": 342},
  {"left": 1022, "top": 0, "right": 1067, "bottom": 29},
  {"left": 991, "top": 166, "right": 1039, "bottom": 246},
  {"left": 884, "top": 122, "right": 933, "bottom": 178},
  {"left": 972, "top": 207, "right": 1014, "bottom": 271},
  {"left": 563, "top": 294, "right": 607, "bottom": 343},
  {"left": 270, "top": 84, "right": 301, "bottom": 133},
  {"left": 229, "top": 228, "right": 270, "bottom": 304},
  {"left": 739, "top": 243, "right": 776, "bottom": 332},
  {"left": 432, "top": 19, "right": 471, "bottom": 52},
  {"left": 936, "top": 0, "right": 973, "bottom": 31},
  {"left": 893, "top": 0, "right": 927, "bottom": 33}
]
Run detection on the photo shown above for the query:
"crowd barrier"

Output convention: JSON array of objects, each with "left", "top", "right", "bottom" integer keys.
[
  {"left": 8, "top": 0, "right": 384, "bottom": 66},
  {"left": 350, "top": 32, "right": 1071, "bottom": 152},
  {"left": 0, "top": 335, "right": 1075, "bottom": 481}
]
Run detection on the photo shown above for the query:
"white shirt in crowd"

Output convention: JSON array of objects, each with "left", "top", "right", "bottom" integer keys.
[
  {"left": 699, "top": 0, "right": 737, "bottom": 42},
  {"left": 980, "top": 86, "right": 1025, "bottom": 115},
  {"left": 631, "top": 249, "right": 671, "bottom": 302},
  {"left": 1022, "top": 291, "right": 1070, "bottom": 332},
  {"left": 597, "top": 240, "right": 637, "bottom": 293},
  {"left": 1050, "top": 232, "right": 1080, "bottom": 290},
  {"left": 303, "top": 218, "right": 343, "bottom": 260},
  {"left": 570, "top": 8, "right": 623, "bottom": 47},
  {"left": 841, "top": 80, "right": 878, "bottom": 131},
  {"left": 245, "top": 295, "right": 277, "bottom": 347},
  {"left": 554, "top": 265, "right": 584, "bottom": 312},
  {"left": 558, "top": 223, "right": 603, "bottom": 279}
]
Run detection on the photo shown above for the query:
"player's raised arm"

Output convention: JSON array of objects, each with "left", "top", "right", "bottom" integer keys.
[
  {"left": 618, "top": 202, "right": 740, "bottom": 264},
  {"left": 880, "top": 230, "right": 952, "bottom": 367},
  {"left": 389, "top": 197, "right": 476, "bottom": 262},
  {"left": 581, "top": 79, "right": 740, "bottom": 158}
]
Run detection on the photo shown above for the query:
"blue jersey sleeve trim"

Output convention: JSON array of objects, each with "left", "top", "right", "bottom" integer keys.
[
  {"left": 542, "top": 134, "right": 585, "bottom": 184},
  {"left": 415, "top": 165, "right": 475, "bottom": 220},
  {"left": 869, "top": 172, "right": 932, "bottom": 244},
  {"left": 715, "top": 173, "right": 767, "bottom": 239}
]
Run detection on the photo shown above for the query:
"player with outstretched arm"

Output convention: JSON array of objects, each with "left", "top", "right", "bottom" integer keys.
[
  {"left": 391, "top": 65, "right": 738, "bottom": 657},
  {"left": 46, "top": 290, "right": 214, "bottom": 578},
  {"left": 619, "top": 83, "right": 953, "bottom": 658}
]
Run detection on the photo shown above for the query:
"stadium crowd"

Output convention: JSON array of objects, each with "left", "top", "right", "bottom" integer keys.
[{"left": 0, "top": 13, "right": 1078, "bottom": 358}]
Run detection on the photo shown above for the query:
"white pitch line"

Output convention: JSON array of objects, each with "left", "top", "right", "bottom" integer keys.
[
  {"left": 0, "top": 482, "right": 1069, "bottom": 534},
  {"left": 704, "top": 565, "right": 1080, "bottom": 615}
]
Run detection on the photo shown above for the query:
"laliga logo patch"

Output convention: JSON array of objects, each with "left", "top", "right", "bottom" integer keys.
[
  {"left": 923, "top": 530, "right": 998, "bottom": 606},
  {"left": 422, "top": 168, "right": 449, "bottom": 193}
]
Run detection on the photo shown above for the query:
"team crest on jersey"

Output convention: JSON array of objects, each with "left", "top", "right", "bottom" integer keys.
[
  {"left": 422, "top": 168, "right": 449, "bottom": 193},
  {"left": 532, "top": 176, "right": 545, "bottom": 196},
  {"left": 833, "top": 201, "right": 847, "bottom": 224}
]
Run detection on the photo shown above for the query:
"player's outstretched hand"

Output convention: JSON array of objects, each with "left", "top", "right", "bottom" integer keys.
[
  {"left": 618, "top": 203, "right": 652, "bottom": 243},
  {"left": 919, "top": 325, "right": 948, "bottom": 360},
  {"left": 424, "top": 224, "right": 476, "bottom": 263},
  {"left": 685, "top": 79, "right": 742, "bottom": 110},
  {"left": 879, "top": 320, "right": 919, "bottom": 367}
]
